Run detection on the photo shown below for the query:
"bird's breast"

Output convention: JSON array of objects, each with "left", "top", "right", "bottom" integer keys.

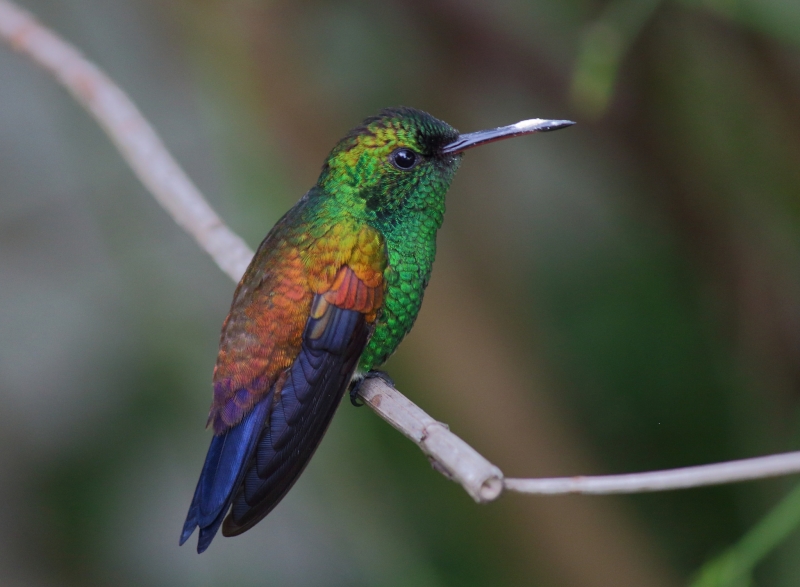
[{"left": 358, "top": 223, "right": 438, "bottom": 370}]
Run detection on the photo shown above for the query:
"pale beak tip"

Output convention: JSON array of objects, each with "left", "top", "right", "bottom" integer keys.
[{"left": 514, "top": 119, "right": 575, "bottom": 132}]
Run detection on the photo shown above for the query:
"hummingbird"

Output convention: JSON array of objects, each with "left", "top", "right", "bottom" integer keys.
[{"left": 180, "top": 107, "right": 573, "bottom": 553}]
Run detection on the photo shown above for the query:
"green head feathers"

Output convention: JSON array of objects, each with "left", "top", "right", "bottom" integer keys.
[{"left": 317, "top": 107, "right": 463, "bottom": 225}]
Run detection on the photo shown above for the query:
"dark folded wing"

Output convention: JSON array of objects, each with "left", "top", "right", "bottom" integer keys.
[
  {"left": 221, "top": 292, "right": 370, "bottom": 536},
  {"left": 180, "top": 264, "right": 381, "bottom": 552}
]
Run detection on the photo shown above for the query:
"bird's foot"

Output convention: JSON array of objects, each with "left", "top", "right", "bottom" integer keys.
[{"left": 349, "top": 370, "right": 394, "bottom": 407}]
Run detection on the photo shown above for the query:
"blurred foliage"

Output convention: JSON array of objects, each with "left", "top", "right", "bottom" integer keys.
[
  {"left": 692, "top": 482, "right": 800, "bottom": 587},
  {"left": 571, "top": 0, "right": 664, "bottom": 117},
  {"left": 1, "top": 0, "right": 800, "bottom": 586}
]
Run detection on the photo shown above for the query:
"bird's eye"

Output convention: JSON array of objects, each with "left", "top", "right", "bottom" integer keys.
[{"left": 390, "top": 148, "right": 418, "bottom": 170}]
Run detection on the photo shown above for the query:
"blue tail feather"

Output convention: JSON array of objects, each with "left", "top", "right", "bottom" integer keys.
[{"left": 179, "top": 395, "right": 270, "bottom": 553}]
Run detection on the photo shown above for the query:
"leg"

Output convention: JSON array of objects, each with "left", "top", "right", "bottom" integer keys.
[{"left": 349, "top": 370, "right": 394, "bottom": 407}]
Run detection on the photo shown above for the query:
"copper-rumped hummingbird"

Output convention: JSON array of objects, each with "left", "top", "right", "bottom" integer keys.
[{"left": 180, "top": 107, "right": 574, "bottom": 552}]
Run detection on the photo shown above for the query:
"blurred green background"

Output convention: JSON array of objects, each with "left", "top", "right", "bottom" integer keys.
[{"left": 2, "top": 0, "right": 800, "bottom": 585}]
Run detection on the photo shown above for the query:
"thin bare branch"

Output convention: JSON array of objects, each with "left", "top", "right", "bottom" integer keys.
[
  {"left": 358, "top": 377, "right": 504, "bottom": 502},
  {"left": 3, "top": 0, "right": 800, "bottom": 502},
  {"left": 0, "top": 0, "right": 253, "bottom": 283},
  {"left": 359, "top": 378, "right": 800, "bottom": 498},
  {"left": 504, "top": 451, "right": 800, "bottom": 495}
]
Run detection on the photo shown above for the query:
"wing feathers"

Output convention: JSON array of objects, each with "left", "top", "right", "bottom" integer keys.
[
  {"left": 222, "top": 300, "right": 369, "bottom": 536},
  {"left": 182, "top": 264, "right": 382, "bottom": 551}
]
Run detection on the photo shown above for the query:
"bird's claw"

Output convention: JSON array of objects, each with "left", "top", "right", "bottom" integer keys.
[
  {"left": 349, "top": 370, "right": 394, "bottom": 407},
  {"left": 349, "top": 385, "right": 364, "bottom": 407}
]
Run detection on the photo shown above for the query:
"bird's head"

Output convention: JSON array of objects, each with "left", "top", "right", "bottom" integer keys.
[{"left": 317, "top": 106, "right": 574, "bottom": 226}]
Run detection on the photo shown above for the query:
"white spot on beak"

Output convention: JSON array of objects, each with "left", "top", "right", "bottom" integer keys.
[{"left": 511, "top": 119, "right": 547, "bottom": 131}]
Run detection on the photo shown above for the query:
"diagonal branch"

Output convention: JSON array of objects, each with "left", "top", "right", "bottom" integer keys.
[
  {"left": 2, "top": 0, "right": 800, "bottom": 502},
  {"left": 0, "top": 0, "right": 253, "bottom": 283}
]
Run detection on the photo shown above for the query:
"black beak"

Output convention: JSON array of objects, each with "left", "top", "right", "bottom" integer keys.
[{"left": 442, "top": 118, "right": 575, "bottom": 155}]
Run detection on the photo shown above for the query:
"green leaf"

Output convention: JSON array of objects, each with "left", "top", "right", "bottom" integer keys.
[{"left": 692, "top": 482, "right": 800, "bottom": 587}]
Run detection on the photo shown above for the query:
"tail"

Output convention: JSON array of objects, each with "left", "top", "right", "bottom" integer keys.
[{"left": 179, "top": 396, "right": 270, "bottom": 553}]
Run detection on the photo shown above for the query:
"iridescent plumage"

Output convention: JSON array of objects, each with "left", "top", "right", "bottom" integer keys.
[{"left": 180, "top": 107, "right": 574, "bottom": 552}]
